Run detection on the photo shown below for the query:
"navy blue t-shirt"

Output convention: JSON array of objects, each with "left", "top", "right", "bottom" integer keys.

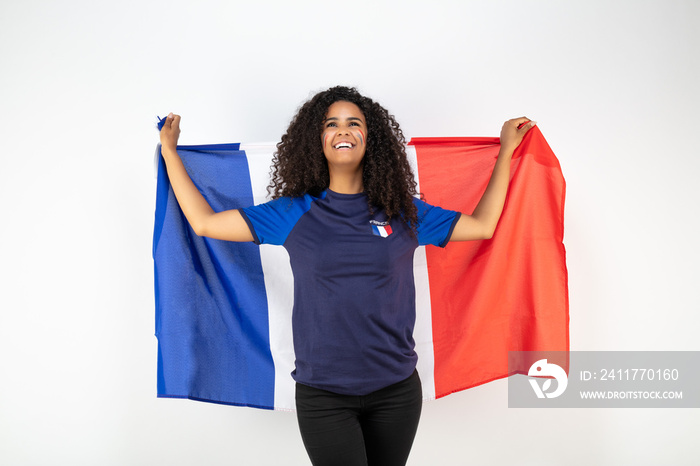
[{"left": 240, "top": 189, "right": 460, "bottom": 395}]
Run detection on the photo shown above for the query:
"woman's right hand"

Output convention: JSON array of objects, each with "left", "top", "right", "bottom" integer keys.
[{"left": 160, "top": 113, "right": 181, "bottom": 153}]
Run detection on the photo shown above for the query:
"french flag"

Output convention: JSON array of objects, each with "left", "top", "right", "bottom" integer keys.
[
  {"left": 371, "top": 223, "right": 393, "bottom": 238},
  {"left": 153, "top": 127, "right": 568, "bottom": 411}
]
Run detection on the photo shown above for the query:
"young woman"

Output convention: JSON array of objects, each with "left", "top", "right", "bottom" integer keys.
[{"left": 159, "top": 86, "right": 535, "bottom": 466}]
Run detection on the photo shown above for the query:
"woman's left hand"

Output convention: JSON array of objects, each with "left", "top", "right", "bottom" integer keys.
[{"left": 499, "top": 117, "right": 536, "bottom": 153}]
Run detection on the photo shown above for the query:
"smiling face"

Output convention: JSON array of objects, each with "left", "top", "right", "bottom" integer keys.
[{"left": 321, "top": 100, "right": 367, "bottom": 172}]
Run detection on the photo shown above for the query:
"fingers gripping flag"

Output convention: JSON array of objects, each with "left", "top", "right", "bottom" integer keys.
[{"left": 153, "top": 128, "right": 569, "bottom": 411}]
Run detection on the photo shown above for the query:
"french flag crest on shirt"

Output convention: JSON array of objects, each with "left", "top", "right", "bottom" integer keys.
[{"left": 370, "top": 220, "right": 393, "bottom": 238}]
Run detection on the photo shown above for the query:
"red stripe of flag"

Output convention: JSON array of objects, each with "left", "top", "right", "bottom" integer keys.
[{"left": 411, "top": 127, "right": 569, "bottom": 398}]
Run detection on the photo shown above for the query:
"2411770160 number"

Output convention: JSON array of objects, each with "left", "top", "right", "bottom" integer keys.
[{"left": 599, "top": 368, "right": 679, "bottom": 381}]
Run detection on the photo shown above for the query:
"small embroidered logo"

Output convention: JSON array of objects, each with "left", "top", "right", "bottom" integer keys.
[{"left": 370, "top": 220, "right": 393, "bottom": 238}]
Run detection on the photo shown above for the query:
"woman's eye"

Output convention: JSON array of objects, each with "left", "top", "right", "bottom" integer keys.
[{"left": 326, "top": 122, "right": 337, "bottom": 127}]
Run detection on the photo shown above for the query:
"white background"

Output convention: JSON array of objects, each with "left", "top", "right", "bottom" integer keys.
[{"left": 1, "top": 0, "right": 699, "bottom": 464}]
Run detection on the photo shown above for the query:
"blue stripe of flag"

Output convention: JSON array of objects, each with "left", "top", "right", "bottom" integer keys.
[{"left": 153, "top": 144, "right": 275, "bottom": 409}]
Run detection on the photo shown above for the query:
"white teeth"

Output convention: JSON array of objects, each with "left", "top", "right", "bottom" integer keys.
[{"left": 334, "top": 142, "right": 353, "bottom": 149}]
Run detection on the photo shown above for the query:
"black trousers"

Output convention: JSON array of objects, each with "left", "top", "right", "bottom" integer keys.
[{"left": 295, "top": 370, "right": 423, "bottom": 466}]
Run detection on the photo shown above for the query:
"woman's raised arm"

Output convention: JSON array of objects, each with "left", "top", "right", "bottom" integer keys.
[
  {"left": 449, "top": 117, "right": 536, "bottom": 242},
  {"left": 159, "top": 113, "right": 254, "bottom": 242}
]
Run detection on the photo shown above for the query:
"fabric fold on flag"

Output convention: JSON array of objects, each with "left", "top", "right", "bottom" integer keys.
[{"left": 153, "top": 127, "right": 568, "bottom": 410}]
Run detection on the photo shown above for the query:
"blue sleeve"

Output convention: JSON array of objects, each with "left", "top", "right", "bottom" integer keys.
[
  {"left": 414, "top": 197, "right": 461, "bottom": 248},
  {"left": 239, "top": 195, "right": 317, "bottom": 245}
]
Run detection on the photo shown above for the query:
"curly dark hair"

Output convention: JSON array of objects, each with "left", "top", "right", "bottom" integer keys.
[{"left": 268, "top": 86, "right": 420, "bottom": 230}]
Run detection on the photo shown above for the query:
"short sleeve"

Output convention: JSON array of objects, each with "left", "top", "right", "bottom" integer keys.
[
  {"left": 413, "top": 198, "right": 461, "bottom": 248},
  {"left": 239, "top": 195, "right": 317, "bottom": 245}
]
